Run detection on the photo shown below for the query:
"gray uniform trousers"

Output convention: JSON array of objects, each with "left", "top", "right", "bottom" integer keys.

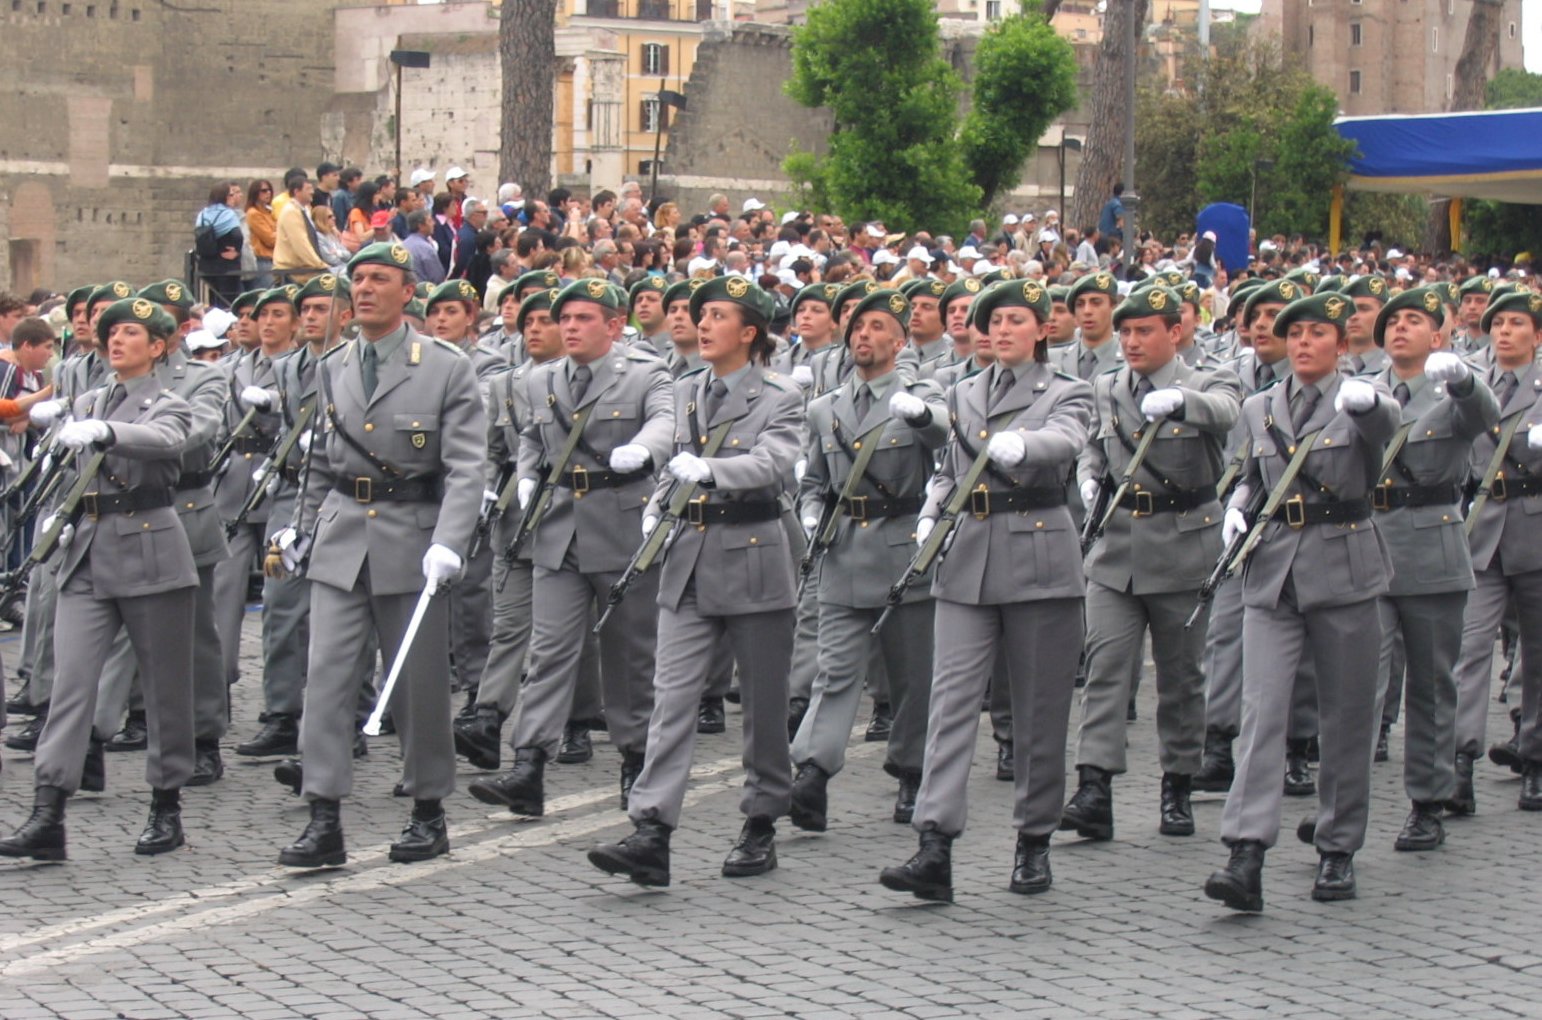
[
  {"left": 1075, "top": 582, "right": 1207, "bottom": 775},
  {"left": 1454, "top": 566, "right": 1542, "bottom": 757},
  {"left": 1220, "top": 587, "right": 1382, "bottom": 852},
  {"left": 212, "top": 520, "right": 262, "bottom": 686},
  {"left": 300, "top": 576, "right": 454, "bottom": 802},
  {"left": 1203, "top": 577, "right": 1319, "bottom": 741},
  {"left": 260, "top": 573, "right": 309, "bottom": 718},
  {"left": 448, "top": 539, "right": 493, "bottom": 694},
  {"left": 17, "top": 563, "right": 59, "bottom": 705},
  {"left": 35, "top": 580, "right": 195, "bottom": 794},
  {"left": 626, "top": 591, "right": 795, "bottom": 829},
  {"left": 988, "top": 653, "right": 1012, "bottom": 746},
  {"left": 788, "top": 580, "right": 821, "bottom": 702},
  {"left": 1380, "top": 630, "right": 1407, "bottom": 729},
  {"left": 510, "top": 556, "right": 656, "bottom": 759},
  {"left": 912, "top": 598, "right": 1083, "bottom": 837},
  {"left": 703, "top": 636, "right": 736, "bottom": 700},
  {"left": 1376, "top": 592, "right": 1464, "bottom": 802},
  {"left": 479, "top": 555, "right": 602, "bottom": 720},
  {"left": 791, "top": 600, "right": 932, "bottom": 777}
]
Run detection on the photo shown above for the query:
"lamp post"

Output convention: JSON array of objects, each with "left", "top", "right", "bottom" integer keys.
[
  {"left": 648, "top": 83, "right": 687, "bottom": 207},
  {"left": 390, "top": 49, "right": 432, "bottom": 180}
]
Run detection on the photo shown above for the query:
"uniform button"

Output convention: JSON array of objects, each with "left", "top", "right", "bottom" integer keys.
[
  {"left": 979, "top": 430, "right": 988, "bottom": 439},
  {"left": 731, "top": 439, "right": 741, "bottom": 446},
  {"left": 1322, "top": 438, "right": 1332, "bottom": 446},
  {"left": 1442, "top": 514, "right": 1451, "bottom": 522},
  {"left": 411, "top": 420, "right": 421, "bottom": 427},
  {"left": 244, "top": 452, "right": 253, "bottom": 460},
  {"left": 185, "top": 502, "right": 195, "bottom": 510},
  {"left": 1034, "top": 521, "right": 1044, "bottom": 529},
  {"left": 612, "top": 411, "right": 621, "bottom": 417},
  {"left": 749, "top": 536, "right": 758, "bottom": 544},
  {"left": 1426, "top": 430, "right": 1434, "bottom": 436},
  {"left": 890, "top": 438, "right": 898, "bottom": 445},
  {"left": 142, "top": 522, "right": 150, "bottom": 530},
  {"left": 367, "top": 509, "right": 378, "bottom": 518},
  {"left": 364, "top": 423, "right": 375, "bottom": 433},
  {"left": 1203, "top": 516, "right": 1212, "bottom": 523},
  {"left": 859, "top": 521, "right": 869, "bottom": 528}
]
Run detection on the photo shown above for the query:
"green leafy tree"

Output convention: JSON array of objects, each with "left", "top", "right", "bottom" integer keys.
[
  {"left": 960, "top": 4, "right": 1079, "bottom": 209},
  {"left": 1463, "top": 68, "right": 1542, "bottom": 257},
  {"left": 1486, "top": 68, "right": 1542, "bottom": 110}
]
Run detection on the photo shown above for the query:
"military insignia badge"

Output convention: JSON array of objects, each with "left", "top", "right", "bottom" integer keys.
[
  {"left": 166, "top": 282, "right": 183, "bottom": 303},
  {"left": 964, "top": 278, "right": 982, "bottom": 293},
  {"left": 1096, "top": 273, "right": 1114, "bottom": 291},
  {"left": 1531, "top": 295, "right": 1542, "bottom": 314},
  {"left": 929, "top": 280, "right": 946, "bottom": 296},
  {"left": 113, "top": 281, "right": 132, "bottom": 298},
  {"left": 1147, "top": 288, "right": 1167, "bottom": 311},
  {"left": 1368, "top": 277, "right": 1386, "bottom": 296},
  {"left": 726, "top": 277, "right": 750, "bottom": 299},
  {"left": 390, "top": 244, "right": 410, "bottom": 265},
  {"left": 586, "top": 279, "right": 607, "bottom": 298},
  {"left": 1023, "top": 281, "right": 1043, "bottom": 304},
  {"left": 888, "top": 293, "right": 907, "bottom": 314},
  {"left": 411, "top": 432, "right": 427, "bottom": 449},
  {"left": 460, "top": 281, "right": 477, "bottom": 301},
  {"left": 1324, "top": 296, "right": 1346, "bottom": 320},
  {"left": 1279, "top": 281, "right": 1297, "bottom": 300},
  {"left": 131, "top": 298, "right": 155, "bottom": 320},
  {"left": 320, "top": 275, "right": 336, "bottom": 292},
  {"left": 1422, "top": 290, "right": 1441, "bottom": 313}
]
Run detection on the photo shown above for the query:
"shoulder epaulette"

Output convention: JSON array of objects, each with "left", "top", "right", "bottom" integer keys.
[
  {"left": 318, "top": 343, "right": 349, "bottom": 361},
  {"left": 431, "top": 337, "right": 461, "bottom": 355},
  {"left": 1053, "top": 369, "right": 1081, "bottom": 383},
  {"left": 679, "top": 366, "right": 708, "bottom": 381}
]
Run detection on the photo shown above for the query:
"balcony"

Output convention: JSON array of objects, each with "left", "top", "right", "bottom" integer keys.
[{"left": 580, "top": 0, "right": 708, "bottom": 22}]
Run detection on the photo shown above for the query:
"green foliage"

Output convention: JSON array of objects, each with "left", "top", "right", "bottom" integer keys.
[
  {"left": 960, "top": 10, "right": 1079, "bottom": 208},
  {"left": 781, "top": 148, "right": 831, "bottom": 216},
  {"left": 1341, "top": 192, "right": 1428, "bottom": 251},
  {"left": 1463, "top": 69, "right": 1542, "bottom": 257},
  {"left": 1485, "top": 68, "right": 1542, "bottom": 110}
]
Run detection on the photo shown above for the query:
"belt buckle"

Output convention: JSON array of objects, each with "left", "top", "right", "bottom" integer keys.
[
  {"left": 686, "top": 495, "right": 706, "bottom": 526},
  {"left": 354, "top": 477, "right": 373, "bottom": 503},
  {"left": 847, "top": 495, "right": 869, "bottom": 521},
  {"left": 1284, "top": 495, "right": 1306, "bottom": 529},
  {"left": 1371, "top": 484, "right": 1390, "bottom": 512},
  {"left": 81, "top": 492, "right": 100, "bottom": 519},
  {"left": 1132, "top": 490, "right": 1155, "bottom": 518},
  {"left": 571, "top": 464, "right": 590, "bottom": 496},
  {"left": 1492, "top": 473, "right": 1508, "bottom": 502},
  {"left": 970, "top": 485, "right": 991, "bottom": 520}
]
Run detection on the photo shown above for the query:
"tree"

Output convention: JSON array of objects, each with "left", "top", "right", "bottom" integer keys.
[
  {"left": 1463, "top": 68, "right": 1542, "bottom": 256},
  {"left": 1426, "top": 0, "right": 1506, "bottom": 250},
  {"left": 499, "top": 0, "right": 559, "bottom": 197},
  {"left": 784, "top": 0, "right": 979, "bottom": 233},
  {"left": 960, "top": 3, "right": 1079, "bottom": 209},
  {"left": 1486, "top": 67, "right": 1542, "bottom": 109},
  {"left": 1070, "top": 0, "right": 1148, "bottom": 232}
]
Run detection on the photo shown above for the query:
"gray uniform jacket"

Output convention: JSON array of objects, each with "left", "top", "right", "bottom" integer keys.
[
  {"left": 297, "top": 327, "right": 487, "bottom": 595},
  {"left": 809, "top": 343, "right": 921, "bottom": 399},
  {"left": 157, "top": 350, "right": 229, "bottom": 568},
  {"left": 921, "top": 361, "right": 1093, "bottom": 606},
  {"left": 797, "top": 373, "right": 949, "bottom": 607},
  {"left": 55, "top": 350, "right": 107, "bottom": 406},
  {"left": 1049, "top": 334, "right": 1123, "bottom": 381},
  {"left": 60, "top": 374, "right": 197, "bottom": 598},
  {"left": 516, "top": 345, "right": 675, "bottom": 574},
  {"left": 911, "top": 337, "right": 956, "bottom": 381},
  {"left": 1343, "top": 347, "right": 1390, "bottom": 377},
  {"left": 1467, "top": 361, "right": 1542, "bottom": 577},
  {"left": 1079, "top": 359, "right": 1242, "bottom": 594},
  {"left": 263, "top": 345, "right": 325, "bottom": 530},
  {"left": 652, "top": 365, "right": 805, "bottom": 616},
  {"left": 1228, "top": 373, "right": 1399, "bottom": 612},
  {"left": 212, "top": 349, "right": 286, "bottom": 522},
  {"left": 485, "top": 358, "right": 541, "bottom": 561}
]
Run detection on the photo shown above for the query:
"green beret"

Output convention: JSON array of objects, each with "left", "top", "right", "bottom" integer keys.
[
  {"left": 663, "top": 277, "right": 706, "bottom": 310},
  {"left": 1370, "top": 286, "right": 1445, "bottom": 345},
  {"left": 95, "top": 297, "right": 177, "bottom": 344},
  {"left": 515, "top": 287, "right": 558, "bottom": 334},
  {"left": 404, "top": 299, "right": 427, "bottom": 321},
  {"left": 843, "top": 288, "right": 912, "bottom": 341},
  {"left": 551, "top": 277, "right": 627, "bottom": 321},
  {"left": 1229, "top": 276, "right": 1266, "bottom": 300},
  {"left": 1273, "top": 291, "right": 1354, "bottom": 338},
  {"left": 1282, "top": 266, "right": 1321, "bottom": 292},
  {"left": 977, "top": 269, "right": 1009, "bottom": 286},
  {"left": 971, "top": 278, "right": 1052, "bottom": 332},
  {"left": 89, "top": 281, "right": 137, "bottom": 313},
  {"left": 791, "top": 281, "right": 841, "bottom": 315},
  {"left": 296, "top": 273, "right": 350, "bottom": 305},
  {"left": 1439, "top": 280, "right": 1461, "bottom": 310},
  {"left": 688, "top": 274, "right": 776, "bottom": 325},
  {"left": 832, "top": 280, "right": 880, "bottom": 323},
  {"left": 426, "top": 278, "right": 481, "bottom": 311},
  {"left": 1315, "top": 275, "right": 1345, "bottom": 295},
  {"left": 414, "top": 281, "right": 434, "bottom": 300},
  {"left": 1174, "top": 280, "right": 1203, "bottom": 309},
  {"left": 628, "top": 274, "right": 669, "bottom": 309},
  {"left": 65, "top": 285, "right": 96, "bottom": 319},
  {"left": 347, "top": 240, "right": 416, "bottom": 278},
  {"left": 515, "top": 269, "right": 562, "bottom": 302},
  {"left": 940, "top": 276, "right": 986, "bottom": 316},
  {"left": 137, "top": 279, "right": 194, "bottom": 312},
  {"left": 1047, "top": 284, "right": 1070, "bottom": 306},
  {"left": 900, "top": 278, "right": 948, "bottom": 302},
  {"left": 1068, "top": 270, "right": 1120, "bottom": 307},
  {"left": 1241, "top": 278, "right": 1307, "bottom": 324},
  {"left": 231, "top": 289, "right": 265, "bottom": 315},
  {"left": 1480, "top": 289, "right": 1542, "bottom": 334},
  {"left": 1340, "top": 274, "right": 1390, "bottom": 303},
  {"left": 1113, "top": 285, "right": 1183, "bottom": 329},
  {"left": 1459, "top": 275, "right": 1497, "bottom": 299},
  {"left": 253, "top": 285, "right": 300, "bottom": 316}
]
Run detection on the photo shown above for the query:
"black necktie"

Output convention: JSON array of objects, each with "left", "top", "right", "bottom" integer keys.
[
  {"left": 854, "top": 383, "right": 872, "bottom": 422},
  {"left": 360, "top": 343, "right": 378, "bottom": 399},
  {"left": 1292, "top": 383, "right": 1320, "bottom": 433},
  {"left": 570, "top": 364, "right": 592, "bottom": 406},
  {"left": 1496, "top": 371, "right": 1518, "bottom": 407},
  {"left": 1393, "top": 382, "right": 1411, "bottom": 408},
  {"left": 989, "top": 368, "right": 1014, "bottom": 412},
  {"left": 705, "top": 378, "right": 728, "bottom": 420}
]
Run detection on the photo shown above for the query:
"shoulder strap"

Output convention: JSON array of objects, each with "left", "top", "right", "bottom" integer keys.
[
  {"left": 319, "top": 355, "right": 407, "bottom": 480},
  {"left": 814, "top": 420, "right": 891, "bottom": 548},
  {"left": 1467, "top": 411, "right": 1528, "bottom": 535},
  {"left": 1227, "top": 428, "right": 1325, "bottom": 574}
]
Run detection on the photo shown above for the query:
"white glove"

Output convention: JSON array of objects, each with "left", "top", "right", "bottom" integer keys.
[
  {"left": 1222, "top": 507, "right": 1248, "bottom": 547},
  {"left": 986, "top": 431, "right": 1026, "bottom": 468},
  {"left": 1424, "top": 351, "right": 1470, "bottom": 387},
  {"left": 667, "top": 452, "right": 712, "bottom": 484},
  {"left": 1529, "top": 424, "right": 1542, "bottom": 451},
  {"left": 252, "top": 458, "right": 270, "bottom": 485},
  {"left": 56, "top": 419, "right": 111, "bottom": 451},
  {"left": 915, "top": 517, "right": 935, "bottom": 548},
  {"left": 791, "top": 365, "right": 814, "bottom": 388},
  {"left": 481, "top": 489, "right": 499, "bottom": 515},
  {"left": 1079, "top": 479, "right": 1101, "bottom": 507},
  {"left": 801, "top": 514, "right": 820, "bottom": 541},
  {"left": 1140, "top": 387, "right": 1185, "bottom": 421},
  {"left": 270, "top": 525, "right": 310, "bottom": 573},
  {"left": 642, "top": 514, "right": 659, "bottom": 538},
  {"left": 421, "top": 543, "right": 463, "bottom": 589},
  {"left": 1335, "top": 378, "right": 1378, "bottom": 414},
  {"left": 41, "top": 513, "right": 73, "bottom": 551},
  {"left": 609, "top": 443, "right": 651, "bottom": 473},
  {"left": 516, "top": 477, "right": 536, "bottom": 509},
  {"left": 794, "top": 457, "right": 807, "bottom": 482},
  {"left": 239, "top": 385, "right": 273, "bottom": 410},
  {"left": 297, "top": 429, "right": 312, "bottom": 453},
  {"left": 29, "top": 399, "right": 65, "bottom": 428},
  {"left": 889, "top": 391, "right": 929, "bottom": 423}
]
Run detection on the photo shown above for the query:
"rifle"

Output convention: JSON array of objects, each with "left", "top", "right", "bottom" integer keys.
[
  {"left": 6, "top": 448, "right": 77, "bottom": 548},
  {"left": 1183, "top": 481, "right": 1265, "bottom": 629},
  {"left": 209, "top": 405, "right": 261, "bottom": 482},
  {"left": 1078, "top": 476, "right": 1113, "bottom": 556},
  {"left": 797, "top": 419, "right": 889, "bottom": 600},
  {"left": 497, "top": 402, "right": 598, "bottom": 591},
  {"left": 225, "top": 403, "right": 315, "bottom": 540},
  {"left": 593, "top": 419, "right": 736, "bottom": 634},
  {"left": 0, "top": 417, "right": 65, "bottom": 503},
  {"left": 469, "top": 461, "right": 516, "bottom": 561},
  {"left": 796, "top": 497, "right": 840, "bottom": 600},
  {"left": 1080, "top": 418, "right": 1162, "bottom": 558},
  {"left": 0, "top": 450, "right": 105, "bottom": 611}
]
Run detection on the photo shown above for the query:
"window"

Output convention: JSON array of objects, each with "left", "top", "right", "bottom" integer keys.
[
  {"left": 1349, "top": 70, "right": 1361, "bottom": 95},
  {"left": 1446, "top": 73, "right": 1454, "bottom": 101},
  {"left": 1510, "top": 22, "right": 1518, "bottom": 40},
  {"left": 639, "top": 159, "right": 661, "bottom": 177},
  {"left": 1350, "top": 22, "right": 1361, "bottom": 46},
  {"left": 640, "top": 96, "right": 661, "bottom": 133},
  {"left": 985, "top": 0, "right": 1001, "bottom": 19},
  {"left": 1431, "top": 27, "right": 1438, "bottom": 52},
  {"left": 641, "top": 42, "right": 669, "bottom": 76}
]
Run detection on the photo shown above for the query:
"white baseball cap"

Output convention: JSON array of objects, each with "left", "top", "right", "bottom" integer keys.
[
  {"left": 185, "top": 329, "right": 227, "bottom": 352},
  {"left": 686, "top": 255, "right": 719, "bottom": 275},
  {"left": 1044, "top": 209, "right": 1059, "bottom": 221},
  {"left": 957, "top": 245, "right": 982, "bottom": 261},
  {"left": 872, "top": 250, "right": 900, "bottom": 266},
  {"left": 409, "top": 168, "right": 435, "bottom": 187},
  {"left": 201, "top": 307, "right": 236, "bottom": 339},
  {"left": 742, "top": 197, "right": 766, "bottom": 212},
  {"left": 905, "top": 245, "right": 934, "bottom": 264},
  {"left": 445, "top": 166, "right": 470, "bottom": 181},
  {"left": 781, "top": 210, "right": 800, "bottom": 225},
  {"left": 1002, "top": 214, "right": 1020, "bottom": 225}
]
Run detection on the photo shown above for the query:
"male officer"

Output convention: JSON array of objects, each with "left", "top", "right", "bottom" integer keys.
[
  {"left": 1052, "top": 271, "right": 1123, "bottom": 381},
  {"left": 1341, "top": 275, "right": 1391, "bottom": 376},
  {"left": 790, "top": 288, "right": 949, "bottom": 831},
  {"left": 1451, "top": 276, "right": 1496, "bottom": 356},
  {"left": 1063, "top": 285, "right": 1241, "bottom": 841},
  {"left": 900, "top": 278, "right": 954, "bottom": 380},
  {"left": 467, "top": 279, "right": 673, "bottom": 817},
  {"left": 629, "top": 276, "right": 672, "bottom": 357},
  {"left": 662, "top": 278, "right": 709, "bottom": 378},
  {"left": 273, "top": 240, "right": 485, "bottom": 867}
]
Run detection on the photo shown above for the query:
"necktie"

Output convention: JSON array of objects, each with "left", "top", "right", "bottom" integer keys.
[
  {"left": 1133, "top": 376, "right": 1153, "bottom": 407},
  {"left": 854, "top": 383, "right": 872, "bottom": 422},
  {"left": 989, "top": 367, "right": 1014, "bottom": 412},
  {"left": 570, "top": 364, "right": 592, "bottom": 406},
  {"left": 360, "top": 342, "right": 378, "bottom": 400},
  {"left": 1078, "top": 347, "right": 1096, "bottom": 381},
  {"left": 103, "top": 383, "right": 127, "bottom": 416},
  {"left": 1351, "top": 355, "right": 1366, "bottom": 374},
  {"left": 1496, "top": 371, "right": 1518, "bottom": 407},
  {"left": 705, "top": 378, "right": 729, "bottom": 420},
  {"left": 1292, "top": 383, "right": 1320, "bottom": 434},
  {"left": 1393, "top": 382, "right": 1411, "bottom": 408},
  {"left": 1257, "top": 361, "right": 1275, "bottom": 388}
]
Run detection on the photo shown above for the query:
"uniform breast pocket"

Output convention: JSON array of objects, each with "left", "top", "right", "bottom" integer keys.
[
  {"left": 594, "top": 402, "right": 637, "bottom": 429},
  {"left": 720, "top": 522, "right": 784, "bottom": 602},
  {"left": 113, "top": 513, "right": 181, "bottom": 584},
  {"left": 1410, "top": 507, "right": 1465, "bottom": 582},
  {"left": 393, "top": 413, "right": 440, "bottom": 457},
  {"left": 1320, "top": 525, "right": 1379, "bottom": 592},
  {"left": 1006, "top": 511, "right": 1068, "bottom": 584}
]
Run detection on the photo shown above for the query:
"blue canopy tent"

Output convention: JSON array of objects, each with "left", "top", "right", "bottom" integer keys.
[{"left": 1332, "top": 107, "right": 1542, "bottom": 252}]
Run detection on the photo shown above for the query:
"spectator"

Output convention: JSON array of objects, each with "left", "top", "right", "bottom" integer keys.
[
  {"left": 315, "top": 161, "right": 342, "bottom": 211},
  {"left": 368, "top": 210, "right": 394, "bottom": 244},
  {"left": 1098, "top": 182, "right": 1126, "bottom": 242},
  {"left": 454, "top": 198, "right": 487, "bottom": 279},
  {"left": 245, "top": 179, "right": 277, "bottom": 289},
  {"left": 273, "top": 171, "right": 327, "bottom": 281},
  {"left": 345, "top": 180, "right": 379, "bottom": 250},
  {"left": 391, "top": 187, "right": 423, "bottom": 240},
  {"left": 331, "top": 166, "right": 364, "bottom": 228},
  {"left": 464, "top": 228, "right": 501, "bottom": 298},
  {"left": 403, "top": 209, "right": 446, "bottom": 284},
  {"left": 445, "top": 166, "right": 471, "bottom": 227},
  {"left": 194, "top": 180, "right": 246, "bottom": 303},
  {"left": 308, "top": 203, "right": 352, "bottom": 269},
  {"left": 482, "top": 250, "right": 521, "bottom": 312},
  {"left": 431, "top": 192, "right": 457, "bottom": 274}
]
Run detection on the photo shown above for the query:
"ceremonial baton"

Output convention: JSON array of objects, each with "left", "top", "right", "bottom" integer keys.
[{"left": 362, "top": 582, "right": 440, "bottom": 736}]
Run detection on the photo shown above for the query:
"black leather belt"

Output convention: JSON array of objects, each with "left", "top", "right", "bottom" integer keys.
[
  {"left": 231, "top": 435, "right": 268, "bottom": 455},
  {"left": 684, "top": 498, "right": 782, "bottom": 525},
  {"left": 1269, "top": 497, "right": 1372, "bottom": 528},
  {"left": 555, "top": 466, "right": 646, "bottom": 492},
  {"left": 1116, "top": 488, "right": 1213, "bottom": 515},
  {"left": 175, "top": 469, "right": 215, "bottom": 491},
  {"left": 839, "top": 494, "right": 924, "bottom": 520},
  {"left": 1372, "top": 483, "right": 1462, "bottom": 511},
  {"left": 81, "top": 487, "right": 174, "bottom": 517},
  {"left": 967, "top": 486, "right": 1066, "bottom": 518},
  {"left": 336, "top": 475, "right": 442, "bottom": 504},
  {"left": 280, "top": 460, "right": 304, "bottom": 485},
  {"left": 1489, "top": 475, "right": 1542, "bottom": 501}
]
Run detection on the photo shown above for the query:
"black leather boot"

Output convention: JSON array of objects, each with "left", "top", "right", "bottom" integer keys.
[
  {"left": 696, "top": 696, "right": 726, "bottom": 735},
  {"left": 6, "top": 694, "right": 41, "bottom": 718},
  {"left": 1059, "top": 765, "right": 1114, "bottom": 841},
  {"left": 0, "top": 786, "right": 67, "bottom": 861},
  {"left": 279, "top": 798, "right": 345, "bottom": 868},
  {"left": 1204, "top": 839, "right": 1265, "bottom": 913},
  {"left": 1008, "top": 832, "right": 1052, "bottom": 895},
  {"left": 556, "top": 722, "right": 593, "bottom": 765},
  {"left": 619, "top": 750, "right": 645, "bottom": 811},
  {"left": 1193, "top": 728, "right": 1235, "bottom": 792},
  {"left": 80, "top": 737, "right": 106, "bottom": 793},
  {"left": 188, "top": 740, "right": 224, "bottom": 787},
  {"left": 390, "top": 799, "right": 449, "bottom": 863},
  {"left": 5, "top": 711, "right": 46, "bottom": 752},
  {"left": 1519, "top": 760, "right": 1542, "bottom": 812},
  {"left": 1374, "top": 723, "right": 1390, "bottom": 763},
  {"left": 105, "top": 709, "right": 148, "bottom": 751},
  {"left": 467, "top": 747, "right": 546, "bottom": 816},
  {"left": 455, "top": 687, "right": 480, "bottom": 724},
  {"left": 1394, "top": 801, "right": 1445, "bottom": 851},
  {"left": 236, "top": 713, "right": 298, "bottom": 757},
  {"left": 1296, "top": 814, "right": 1317, "bottom": 845},
  {"left": 995, "top": 740, "right": 1014, "bottom": 782},
  {"left": 274, "top": 758, "right": 304, "bottom": 795},
  {"left": 892, "top": 770, "right": 921, "bottom": 825},
  {"left": 1490, "top": 709, "right": 1523, "bottom": 773},
  {"left": 588, "top": 818, "right": 672, "bottom": 887},
  {"left": 879, "top": 827, "right": 953, "bottom": 903},
  {"left": 1283, "top": 739, "right": 1315, "bottom": 797},
  {"left": 1448, "top": 752, "right": 1476, "bottom": 816},
  {"left": 865, "top": 701, "right": 892, "bottom": 742},
  {"left": 1312, "top": 851, "right": 1356, "bottom": 901},
  {"left": 135, "top": 787, "right": 185, "bottom": 855},
  {"left": 786, "top": 696, "right": 809, "bottom": 741},
  {"left": 788, "top": 761, "right": 829, "bottom": 832},
  {"left": 1159, "top": 772, "right": 1195, "bottom": 836},
  {"left": 452, "top": 705, "right": 504, "bottom": 771},
  {"left": 721, "top": 816, "right": 777, "bottom": 877}
]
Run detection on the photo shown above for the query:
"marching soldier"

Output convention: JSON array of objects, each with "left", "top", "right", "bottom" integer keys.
[
  {"left": 790, "top": 288, "right": 949, "bottom": 831},
  {"left": 1062, "top": 285, "right": 1241, "bottom": 842},
  {"left": 1342, "top": 275, "right": 1392, "bottom": 377},
  {"left": 1451, "top": 276, "right": 1497, "bottom": 356},
  {"left": 1204, "top": 292, "right": 1397, "bottom": 912},
  {"left": 775, "top": 281, "right": 841, "bottom": 388},
  {"left": 587, "top": 275, "right": 804, "bottom": 887},
  {"left": 1051, "top": 271, "right": 1123, "bottom": 381},
  {"left": 899, "top": 278, "right": 954, "bottom": 380},
  {"left": 880, "top": 279, "right": 1092, "bottom": 902},
  {"left": 662, "top": 278, "right": 708, "bottom": 378},
  {"left": 272, "top": 241, "right": 485, "bottom": 867},
  {"left": 1045, "top": 284, "right": 1077, "bottom": 350},
  {"left": 629, "top": 275, "right": 672, "bottom": 358}
]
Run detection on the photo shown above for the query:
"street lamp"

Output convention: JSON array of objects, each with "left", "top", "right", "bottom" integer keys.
[
  {"left": 648, "top": 82, "right": 687, "bottom": 207},
  {"left": 1058, "top": 136, "right": 1083, "bottom": 225},
  {"left": 390, "top": 49, "right": 432, "bottom": 181}
]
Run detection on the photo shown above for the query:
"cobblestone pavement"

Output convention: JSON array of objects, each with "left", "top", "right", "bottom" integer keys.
[{"left": 0, "top": 608, "right": 1538, "bottom": 1019}]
